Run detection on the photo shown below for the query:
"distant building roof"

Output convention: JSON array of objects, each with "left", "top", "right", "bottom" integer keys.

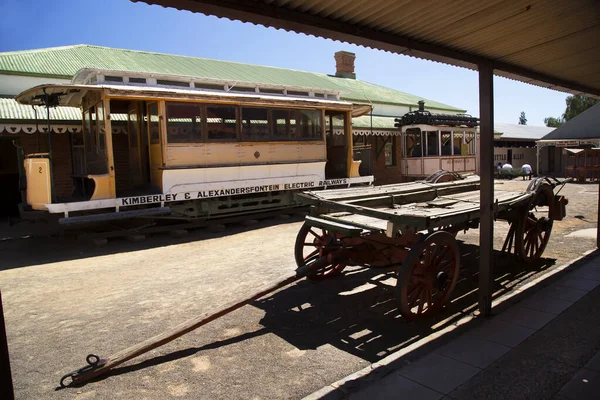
[
  {"left": 0, "top": 45, "right": 464, "bottom": 112},
  {"left": 540, "top": 103, "right": 600, "bottom": 141},
  {"left": 494, "top": 122, "right": 555, "bottom": 141}
]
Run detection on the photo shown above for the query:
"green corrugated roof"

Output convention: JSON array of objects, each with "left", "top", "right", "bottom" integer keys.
[
  {"left": 0, "top": 98, "right": 80, "bottom": 120},
  {"left": 0, "top": 98, "right": 129, "bottom": 122},
  {"left": 352, "top": 115, "right": 396, "bottom": 129},
  {"left": 0, "top": 45, "right": 464, "bottom": 112}
]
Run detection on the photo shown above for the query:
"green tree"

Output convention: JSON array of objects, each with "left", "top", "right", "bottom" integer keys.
[
  {"left": 544, "top": 95, "right": 598, "bottom": 128},
  {"left": 544, "top": 116, "right": 564, "bottom": 127},
  {"left": 518, "top": 111, "right": 527, "bottom": 125},
  {"left": 563, "top": 95, "right": 599, "bottom": 121}
]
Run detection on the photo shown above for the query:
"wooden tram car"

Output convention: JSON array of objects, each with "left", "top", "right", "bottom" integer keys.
[
  {"left": 15, "top": 68, "right": 373, "bottom": 225},
  {"left": 398, "top": 101, "right": 479, "bottom": 179}
]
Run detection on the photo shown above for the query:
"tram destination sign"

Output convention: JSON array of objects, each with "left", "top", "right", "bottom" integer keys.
[{"left": 119, "top": 178, "right": 357, "bottom": 207}]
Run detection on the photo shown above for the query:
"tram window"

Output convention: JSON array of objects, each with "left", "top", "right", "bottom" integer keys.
[
  {"left": 148, "top": 103, "right": 160, "bottom": 145},
  {"left": 96, "top": 103, "right": 106, "bottom": 153},
  {"left": 405, "top": 128, "right": 422, "bottom": 157},
  {"left": 272, "top": 109, "right": 290, "bottom": 141},
  {"left": 166, "top": 102, "right": 202, "bottom": 143},
  {"left": 325, "top": 112, "right": 345, "bottom": 146},
  {"left": 83, "top": 110, "right": 93, "bottom": 153},
  {"left": 207, "top": 106, "right": 237, "bottom": 141},
  {"left": 128, "top": 110, "right": 138, "bottom": 148},
  {"left": 241, "top": 107, "right": 269, "bottom": 141},
  {"left": 425, "top": 131, "right": 439, "bottom": 156},
  {"left": 292, "top": 110, "right": 321, "bottom": 140}
]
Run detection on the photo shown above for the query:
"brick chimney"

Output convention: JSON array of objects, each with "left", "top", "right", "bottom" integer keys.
[{"left": 334, "top": 51, "right": 356, "bottom": 79}]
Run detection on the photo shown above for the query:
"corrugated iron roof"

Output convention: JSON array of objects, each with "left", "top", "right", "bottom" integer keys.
[
  {"left": 0, "top": 45, "right": 464, "bottom": 112},
  {"left": 0, "top": 98, "right": 80, "bottom": 121},
  {"left": 134, "top": 0, "right": 600, "bottom": 98},
  {"left": 540, "top": 103, "right": 600, "bottom": 141},
  {"left": 493, "top": 122, "right": 555, "bottom": 140},
  {"left": 0, "top": 98, "right": 129, "bottom": 122}
]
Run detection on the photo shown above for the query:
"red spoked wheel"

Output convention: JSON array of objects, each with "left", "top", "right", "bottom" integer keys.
[
  {"left": 396, "top": 231, "right": 460, "bottom": 321},
  {"left": 294, "top": 223, "right": 346, "bottom": 280},
  {"left": 516, "top": 183, "right": 554, "bottom": 263}
]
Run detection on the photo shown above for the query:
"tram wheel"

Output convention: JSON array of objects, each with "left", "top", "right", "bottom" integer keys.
[
  {"left": 396, "top": 231, "right": 460, "bottom": 321},
  {"left": 294, "top": 223, "right": 346, "bottom": 281}
]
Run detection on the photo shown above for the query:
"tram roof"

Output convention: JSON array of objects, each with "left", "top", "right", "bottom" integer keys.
[{"left": 16, "top": 82, "right": 373, "bottom": 116}]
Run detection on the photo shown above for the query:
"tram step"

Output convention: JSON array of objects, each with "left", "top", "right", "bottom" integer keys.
[{"left": 58, "top": 207, "right": 171, "bottom": 225}]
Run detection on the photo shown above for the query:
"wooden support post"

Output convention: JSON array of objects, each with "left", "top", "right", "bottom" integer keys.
[
  {"left": 103, "top": 97, "right": 117, "bottom": 198},
  {"left": 345, "top": 111, "right": 353, "bottom": 178},
  {"left": 478, "top": 62, "right": 494, "bottom": 316},
  {"left": 0, "top": 290, "right": 15, "bottom": 400}
]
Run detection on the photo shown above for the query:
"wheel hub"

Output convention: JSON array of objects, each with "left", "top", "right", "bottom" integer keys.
[{"left": 436, "top": 271, "right": 449, "bottom": 292}]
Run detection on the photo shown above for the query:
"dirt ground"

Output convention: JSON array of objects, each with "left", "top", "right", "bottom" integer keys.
[{"left": 1, "top": 179, "right": 598, "bottom": 399}]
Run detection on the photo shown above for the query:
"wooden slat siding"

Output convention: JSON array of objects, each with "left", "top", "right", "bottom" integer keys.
[
  {"left": 113, "top": 134, "right": 133, "bottom": 195},
  {"left": 16, "top": 132, "right": 74, "bottom": 199}
]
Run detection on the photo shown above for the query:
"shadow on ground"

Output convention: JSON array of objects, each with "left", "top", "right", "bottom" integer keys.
[
  {"left": 98, "top": 241, "right": 556, "bottom": 384},
  {"left": 0, "top": 214, "right": 305, "bottom": 271}
]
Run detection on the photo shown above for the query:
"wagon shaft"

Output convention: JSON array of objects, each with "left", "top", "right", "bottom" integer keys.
[{"left": 59, "top": 259, "right": 327, "bottom": 388}]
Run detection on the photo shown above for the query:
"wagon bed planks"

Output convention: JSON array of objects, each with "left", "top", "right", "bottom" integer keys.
[{"left": 312, "top": 187, "right": 533, "bottom": 233}]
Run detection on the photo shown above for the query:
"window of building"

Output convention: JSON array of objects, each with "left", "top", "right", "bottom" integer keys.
[
  {"left": 241, "top": 107, "right": 270, "bottom": 141},
  {"left": 353, "top": 134, "right": 367, "bottom": 147},
  {"left": 166, "top": 102, "right": 202, "bottom": 143},
  {"left": 207, "top": 105, "right": 237, "bottom": 141},
  {"left": 384, "top": 139, "right": 396, "bottom": 166},
  {"left": 157, "top": 79, "right": 190, "bottom": 88}
]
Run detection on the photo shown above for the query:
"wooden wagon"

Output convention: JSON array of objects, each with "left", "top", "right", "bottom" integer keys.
[
  {"left": 58, "top": 170, "right": 568, "bottom": 387},
  {"left": 294, "top": 170, "right": 568, "bottom": 320}
]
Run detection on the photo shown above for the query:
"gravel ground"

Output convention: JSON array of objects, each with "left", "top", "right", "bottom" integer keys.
[{"left": 1, "top": 179, "right": 597, "bottom": 399}]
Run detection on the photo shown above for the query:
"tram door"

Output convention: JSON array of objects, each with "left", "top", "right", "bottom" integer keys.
[
  {"left": 325, "top": 110, "right": 348, "bottom": 178},
  {"left": 146, "top": 102, "right": 163, "bottom": 190},
  {"left": 127, "top": 103, "right": 144, "bottom": 188}
]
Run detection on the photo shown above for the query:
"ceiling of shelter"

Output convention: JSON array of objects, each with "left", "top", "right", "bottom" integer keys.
[{"left": 132, "top": 0, "right": 600, "bottom": 98}]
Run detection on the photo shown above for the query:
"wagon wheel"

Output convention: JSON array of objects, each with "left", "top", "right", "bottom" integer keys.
[
  {"left": 396, "top": 231, "right": 460, "bottom": 321},
  {"left": 515, "top": 183, "right": 554, "bottom": 263},
  {"left": 294, "top": 223, "right": 346, "bottom": 280}
]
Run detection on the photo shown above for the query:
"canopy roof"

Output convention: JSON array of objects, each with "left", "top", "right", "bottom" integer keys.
[
  {"left": 493, "top": 122, "right": 555, "bottom": 141},
  {"left": 133, "top": 0, "right": 600, "bottom": 98},
  {"left": 540, "top": 103, "right": 600, "bottom": 141}
]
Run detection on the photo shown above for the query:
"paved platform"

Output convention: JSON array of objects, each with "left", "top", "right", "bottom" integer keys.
[{"left": 306, "top": 251, "right": 600, "bottom": 400}]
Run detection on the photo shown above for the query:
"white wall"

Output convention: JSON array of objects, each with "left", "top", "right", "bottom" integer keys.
[
  {"left": 0, "top": 74, "right": 70, "bottom": 96},
  {"left": 494, "top": 147, "right": 537, "bottom": 171}
]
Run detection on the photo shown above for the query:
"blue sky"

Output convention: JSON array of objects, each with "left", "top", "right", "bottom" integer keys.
[{"left": 0, "top": 0, "right": 568, "bottom": 125}]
